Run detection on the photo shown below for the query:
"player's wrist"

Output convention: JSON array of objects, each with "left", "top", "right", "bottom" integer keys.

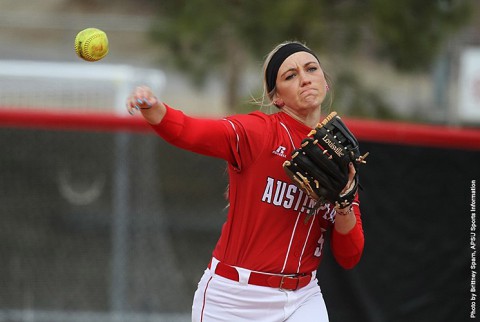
[{"left": 335, "top": 204, "right": 353, "bottom": 216}]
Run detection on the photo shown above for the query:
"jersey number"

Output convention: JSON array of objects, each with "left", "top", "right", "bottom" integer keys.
[{"left": 314, "top": 235, "right": 325, "bottom": 257}]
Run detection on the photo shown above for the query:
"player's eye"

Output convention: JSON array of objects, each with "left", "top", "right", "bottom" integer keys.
[
  {"left": 285, "top": 73, "right": 296, "bottom": 80},
  {"left": 307, "top": 66, "right": 318, "bottom": 72}
]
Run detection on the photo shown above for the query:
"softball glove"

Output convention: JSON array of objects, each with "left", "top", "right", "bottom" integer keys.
[{"left": 283, "top": 112, "right": 368, "bottom": 211}]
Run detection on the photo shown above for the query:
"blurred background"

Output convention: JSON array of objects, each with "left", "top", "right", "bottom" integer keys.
[{"left": 0, "top": 0, "right": 479, "bottom": 321}]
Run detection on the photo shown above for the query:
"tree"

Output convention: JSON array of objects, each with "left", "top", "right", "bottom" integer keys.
[
  {"left": 149, "top": 0, "right": 473, "bottom": 114},
  {"left": 370, "top": 0, "right": 473, "bottom": 71},
  {"left": 150, "top": 0, "right": 335, "bottom": 112}
]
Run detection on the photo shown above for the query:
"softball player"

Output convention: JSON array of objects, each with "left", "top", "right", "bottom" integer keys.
[{"left": 127, "top": 41, "right": 364, "bottom": 322}]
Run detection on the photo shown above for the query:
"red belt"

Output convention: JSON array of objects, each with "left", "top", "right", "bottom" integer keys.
[{"left": 208, "top": 260, "right": 312, "bottom": 291}]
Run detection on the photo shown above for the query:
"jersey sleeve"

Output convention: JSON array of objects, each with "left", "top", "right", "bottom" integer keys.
[
  {"left": 330, "top": 194, "right": 365, "bottom": 269},
  {"left": 149, "top": 104, "right": 269, "bottom": 170}
]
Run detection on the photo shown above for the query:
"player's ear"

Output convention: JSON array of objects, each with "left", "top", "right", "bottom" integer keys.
[{"left": 273, "top": 98, "right": 285, "bottom": 108}]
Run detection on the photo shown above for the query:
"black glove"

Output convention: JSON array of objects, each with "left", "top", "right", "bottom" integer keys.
[{"left": 283, "top": 112, "right": 368, "bottom": 211}]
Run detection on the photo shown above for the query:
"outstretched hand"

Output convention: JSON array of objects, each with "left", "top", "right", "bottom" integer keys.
[
  {"left": 126, "top": 86, "right": 166, "bottom": 125},
  {"left": 126, "top": 86, "right": 158, "bottom": 115}
]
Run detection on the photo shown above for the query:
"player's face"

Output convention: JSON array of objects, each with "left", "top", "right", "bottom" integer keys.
[{"left": 274, "top": 52, "right": 327, "bottom": 112}]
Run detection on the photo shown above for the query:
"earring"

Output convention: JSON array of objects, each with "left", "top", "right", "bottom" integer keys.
[{"left": 326, "top": 84, "right": 330, "bottom": 92}]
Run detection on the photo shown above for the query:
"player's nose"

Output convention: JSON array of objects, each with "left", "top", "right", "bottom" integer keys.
[{"left": 298, "top": 71, "right": 312, "bottom": 87}]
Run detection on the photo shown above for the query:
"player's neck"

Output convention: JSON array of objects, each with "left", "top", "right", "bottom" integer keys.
[{"left": 280, "top": 106, "right": 321, "bottom": 128}]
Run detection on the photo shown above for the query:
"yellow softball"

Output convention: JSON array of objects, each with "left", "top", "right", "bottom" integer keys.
[{"left": 74, "top": 28, "right": 109, "bottom": 62}]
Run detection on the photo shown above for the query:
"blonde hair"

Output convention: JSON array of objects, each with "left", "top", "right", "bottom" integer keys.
[{"left": 256, "top": 40, "right": 333, "bottom": 113}]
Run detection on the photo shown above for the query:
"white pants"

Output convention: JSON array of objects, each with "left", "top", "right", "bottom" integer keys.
[{"left": 191, "top": 268, "right": 329, "bottom": 322}]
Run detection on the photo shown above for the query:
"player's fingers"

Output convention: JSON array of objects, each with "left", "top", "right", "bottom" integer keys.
[
  {"left": 347, "top": 162, "right": 356, "bottom": 185},
  {"left": 342, "top": 162, "right": 356, "bottom": 194},
  {"left": 126, "top": 86, "right": 148, "bottom": 114},
  {"left": 133, "top": 86, "right": 158, "bottom": 109},
  {"left": 134, "top": 97, "right": 155, "bottom": 109},
  {"left": 143, "top": 95, "right": 158, "bottom": 107},
  {"left": 126, "top": 85, "right": 160, "bottom": 116},
  {"left": 126, "top": 97, "right": 135, "bottom": 115},
  {"left": 348, "top": 162, "right": 356, "bottom": 178},
  {"left": 137, "top": 85, "right": 153, "bottom": 99}
]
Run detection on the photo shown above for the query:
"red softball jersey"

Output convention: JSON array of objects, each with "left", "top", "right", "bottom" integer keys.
[{"left": 151, "top": 104, "right": 364, "bottom": 274}]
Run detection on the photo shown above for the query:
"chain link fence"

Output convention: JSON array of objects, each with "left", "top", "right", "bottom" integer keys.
[{"left": 0, "top": 127, "right": 228, "bottom": 321}]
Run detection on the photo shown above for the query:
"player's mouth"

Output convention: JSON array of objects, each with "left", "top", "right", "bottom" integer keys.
[{"left": 300, "top": 88, "right": 317, "bottom": 97}]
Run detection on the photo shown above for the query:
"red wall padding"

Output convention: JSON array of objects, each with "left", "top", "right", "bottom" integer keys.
[{"left": 1, "top": 107, "right": 480, "bottom": 150}]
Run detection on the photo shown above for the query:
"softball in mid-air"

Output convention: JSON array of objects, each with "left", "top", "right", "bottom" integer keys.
[{"left": 74, "top": 28, "right": 109, "bottom": 62}]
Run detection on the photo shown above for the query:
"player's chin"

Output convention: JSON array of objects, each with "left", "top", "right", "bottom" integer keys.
[{"left": 300, "top": 96, "right": 323, "bottom": 109}]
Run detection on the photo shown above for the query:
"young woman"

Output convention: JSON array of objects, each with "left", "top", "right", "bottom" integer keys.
[{"left": 127, "top": 41, "right": 364, "bottom": 322}]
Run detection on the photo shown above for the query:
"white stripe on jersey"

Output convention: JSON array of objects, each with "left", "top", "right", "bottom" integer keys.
[
  {"left": 224, "top": 119, "right": 240, "bottom": 154},
  {"left": 296, "top": 216, "right": 315, "bottom": 273},
  {"left": 281, "top": 211, "right": 301, "bottom": 274},
  {"left": 279, "top": 122, "right": 296, "bottom": 149}
]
